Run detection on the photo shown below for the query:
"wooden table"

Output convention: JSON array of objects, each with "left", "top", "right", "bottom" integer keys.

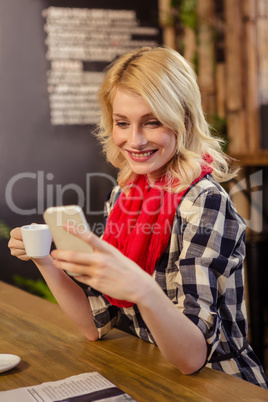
[{"left": 0, "top": 281, "right": 267, "bottom": 401}]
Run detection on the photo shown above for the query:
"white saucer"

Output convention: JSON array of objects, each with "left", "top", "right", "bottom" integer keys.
[{"left": 0, "top": 354, "right": 21, "bottom": 373}]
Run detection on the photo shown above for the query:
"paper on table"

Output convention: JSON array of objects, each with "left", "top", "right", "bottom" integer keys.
[{"left": 0, "top": 372, "right": 136, "bottom": 402}]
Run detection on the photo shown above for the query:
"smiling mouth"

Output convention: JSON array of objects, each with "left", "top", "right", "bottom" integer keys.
[{"left": 127, "top": 150, "right": 158, "bottom": 158}]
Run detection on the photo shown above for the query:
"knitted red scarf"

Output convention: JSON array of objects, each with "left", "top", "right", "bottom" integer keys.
[{"left": 102, "top": 157, "right": 213, "bottom": 308}]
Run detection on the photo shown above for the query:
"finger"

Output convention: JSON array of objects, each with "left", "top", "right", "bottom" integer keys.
[
  {"left": 9, "top": 248, "right": 30, "bottom": 261},
  {"left": 10, "top": 248, "right": 27, "bottom": 257},
  {"left": 18, "top": 254, "right": 31, "bottom": 261},
  {"left": 74, "top": 275, "right": 93, "bottom": 287},
  {"left": 53, "top": 258, "right": 93, "bottom": 276},
  {"left": 51, "top": 248, "right": 101, "bottom": 268},
  {"left": 10, "top": 227, "right": 23, "bottom": 240},
  {"left": 17, "top": 256, "right": 30, "bottom": 261},
  {"left": 63, "top": 225, "right": 111, "bottom": 254},
  {"left": 8, "top": 237, "right": 25, "bottom": 250}
]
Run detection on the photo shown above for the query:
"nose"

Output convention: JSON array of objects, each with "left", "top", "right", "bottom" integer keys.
[{"left": 129, "top": 126, "right": 148, "bottom": 149}]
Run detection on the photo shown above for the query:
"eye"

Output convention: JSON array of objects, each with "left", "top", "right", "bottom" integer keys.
[
  {"left": 114, "top": 121, "right": 129, "bottom": 128},
  {"left": 145, "top": 120, "right": 162, "bottom": 127}
]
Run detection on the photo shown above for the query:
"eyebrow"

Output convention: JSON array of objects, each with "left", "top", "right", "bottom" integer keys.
[{"left": 112, "top": 113, "right": 155, "bottom": 119}]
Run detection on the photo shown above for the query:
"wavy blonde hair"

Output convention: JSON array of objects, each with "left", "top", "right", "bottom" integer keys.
[{"left": 97, "top": 46, "right": 237, "bottom": 191}]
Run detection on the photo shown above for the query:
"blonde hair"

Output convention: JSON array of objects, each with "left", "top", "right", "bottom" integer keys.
[{"left": 97, "top": 46, "right": 237, "bottom": 192}]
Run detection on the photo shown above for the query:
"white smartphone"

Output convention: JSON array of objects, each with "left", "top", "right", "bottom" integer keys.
[{"left": 43, "top": 205, "right": 93, "bottom": 275}]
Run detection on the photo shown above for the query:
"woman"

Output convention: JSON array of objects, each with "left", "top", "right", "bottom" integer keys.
[{"left": 9, "top": 46, "right": 268, "bottom": 388}]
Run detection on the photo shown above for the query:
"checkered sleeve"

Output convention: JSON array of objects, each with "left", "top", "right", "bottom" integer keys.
[
  {"left": 84, "top": 286, "right": 121, "bottom": 338},
  {"left": 175, "top": 184, "right": 246, "bottom": 360}
]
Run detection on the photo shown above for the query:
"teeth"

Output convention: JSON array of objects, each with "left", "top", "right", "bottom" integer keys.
[{"left": 131, "top": 151, "right": 153, "bottom": 157}]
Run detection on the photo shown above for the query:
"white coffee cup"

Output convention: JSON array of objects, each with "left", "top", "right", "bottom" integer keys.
[{"left": 21, "top": 224, "right": 52, "bottom": 258}]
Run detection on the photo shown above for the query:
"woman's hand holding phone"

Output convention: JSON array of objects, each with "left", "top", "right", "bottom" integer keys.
[{"left": 51, "top": 224, "right": 153, "bottom": 305}]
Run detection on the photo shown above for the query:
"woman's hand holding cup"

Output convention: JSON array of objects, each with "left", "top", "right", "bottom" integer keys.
[{"left": 9, "top": 224, "right": 52, "bottom": 260}]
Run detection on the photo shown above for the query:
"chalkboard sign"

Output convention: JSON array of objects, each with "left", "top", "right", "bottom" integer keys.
[{"left": 0, "top": 0, "right": 162, "bottom": 283}]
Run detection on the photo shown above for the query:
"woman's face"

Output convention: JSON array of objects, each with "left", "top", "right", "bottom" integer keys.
[{"left": 112, "top": 89, "right": 177, "bottom": 183}]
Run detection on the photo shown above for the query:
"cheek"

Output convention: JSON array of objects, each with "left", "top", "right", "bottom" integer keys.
[
  {"left": 160, "top": 132, "right": 177, "bottom": 153},
  {"left": 112, "top": 129, "right": 124, "bottom": 147}
]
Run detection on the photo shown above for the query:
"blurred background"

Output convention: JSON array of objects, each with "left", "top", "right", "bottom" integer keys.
[{"left": 0, "top": 0, "right": 267, "bottom": 374}]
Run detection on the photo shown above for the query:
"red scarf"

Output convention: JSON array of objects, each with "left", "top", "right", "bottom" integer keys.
[{"left": 102, "top": 157, "right": 213, "bottom": 308}]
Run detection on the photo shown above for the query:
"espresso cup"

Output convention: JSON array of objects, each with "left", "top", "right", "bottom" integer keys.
[{"left": 21, "top": 224, "right": 52, "bottom": 258}]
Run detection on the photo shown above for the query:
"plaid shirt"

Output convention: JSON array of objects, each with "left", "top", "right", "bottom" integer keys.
[{"left": 84, "top": 175, "right": 268, "bottom": 389}]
